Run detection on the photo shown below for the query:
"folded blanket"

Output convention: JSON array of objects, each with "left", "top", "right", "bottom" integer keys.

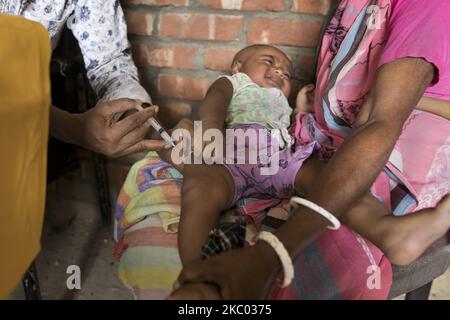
[
  {"left": 115, "top": 151, "right": 284, "bottom": 242},
  {"left": 115, "top": 151, "right": 183, "bottom": 239}
]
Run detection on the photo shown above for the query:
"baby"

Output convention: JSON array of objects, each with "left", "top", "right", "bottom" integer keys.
[{"left": 157, "top": 44, "right": 450, "bottom": 272}]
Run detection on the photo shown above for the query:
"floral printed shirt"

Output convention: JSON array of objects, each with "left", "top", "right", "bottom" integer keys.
[{"left": 0, "top": 0, "right": 150, "bottom": 104}]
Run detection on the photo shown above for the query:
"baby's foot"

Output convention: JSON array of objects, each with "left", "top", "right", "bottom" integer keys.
[{"left": 382, "top": 195, "right": 450, "bottom": 266}]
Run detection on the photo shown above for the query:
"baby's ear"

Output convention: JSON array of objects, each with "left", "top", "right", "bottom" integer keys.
[{"left": 230, "top": 61, "right": 242, "bottom": 75}]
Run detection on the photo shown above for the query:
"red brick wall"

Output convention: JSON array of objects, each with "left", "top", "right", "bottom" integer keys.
[{"left": 122, "top": 0, "right": 335, "bottom": 127}]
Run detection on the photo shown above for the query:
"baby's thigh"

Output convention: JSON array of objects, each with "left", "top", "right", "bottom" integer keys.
[
  {"left": 271, "top": 144, "right": 318, "bottom": 198},
  {"left": 183, "top": 164, "right": 235, "bottom": 208}
]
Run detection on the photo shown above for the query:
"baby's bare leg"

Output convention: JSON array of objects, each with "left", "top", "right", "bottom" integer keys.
[
  {"left": 179, "top": 164, "right": 235, "bottom": 266},
  {"left": 294, "top": 159, "right": 450, "bottom": 266},
  {"left": 342, "top": 195, "right": 450, "bottom": 266},
  {"left": 293, "top": 158, "right": 327, "bottom": 196}
]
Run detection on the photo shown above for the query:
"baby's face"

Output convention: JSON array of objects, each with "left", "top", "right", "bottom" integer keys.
[{"left": 236, "top": 47, "right": 292, "bottom": 97}]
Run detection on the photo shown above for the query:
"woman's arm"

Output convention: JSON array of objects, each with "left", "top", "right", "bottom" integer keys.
[
  {"left": 69, "top": 0, "right": 150, "bottom": 104},
  {"left": 50, "top": 0, "right": 172, "bottom": 157},
  {"left": 50, "top": 100, "right": 168, "bottom": 157},
  {"left": 275, "top": 57, "right": 435, "bottom": 258}
]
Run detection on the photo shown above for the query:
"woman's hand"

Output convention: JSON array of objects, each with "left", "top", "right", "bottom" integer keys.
[
  {"left": 51, "top": 98, "right": 170, "bottom": 158},
  {"left": 295, "top": 84, "right": 315, "bottom": 114},
  {"left": 169, "top": 241, "right": 281, "bottom": 300}
]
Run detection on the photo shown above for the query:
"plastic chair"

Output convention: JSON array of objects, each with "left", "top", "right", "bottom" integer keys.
[{"left": 389, "top": 236, "right": 450, "bottom": 299}]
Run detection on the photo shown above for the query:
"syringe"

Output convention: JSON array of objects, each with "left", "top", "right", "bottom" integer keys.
[{"left": 134, "top": 104, "right": 176, "bottom": 147}]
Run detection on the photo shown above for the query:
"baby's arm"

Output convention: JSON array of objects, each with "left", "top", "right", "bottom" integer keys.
[
  {"left": 156, "top": 77, "right": 233, "bottom": 171},
  {"left": 416, "top": 97, "right": 450, "bottom": 120},
  {"left": 197, "top": 77, "right": 234, "bottom": 133}
]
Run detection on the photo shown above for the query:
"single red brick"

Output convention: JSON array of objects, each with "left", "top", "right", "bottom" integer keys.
[
  {"left": 247, "top": 18, "right": 324, "bottom": 47},
  {"left": 215, "top": 15, "right": 244, "bottom": 41},
  {"left": 204, "top": 47, "right": 239, "bottom": 72},
  {"left": 159, "top": 13, "right": 243, "bottom": 41},
  {"left": 158, "top": 74, "right": 213, "bottom": 101},
  {"left": 121, "top": 0, "right": 187, "bottom": 6},
  {"left": 201, "top": 0, "right": 284, "bottom": 11},
  {"left": 124, "top": 10, "right": 154, "bottom": 36},
  {"left": 292, "top": 0, "right": 333, "bottom": 15},
  {"left": 131, "top": 42, "right": 198, "bottom": 69},
  {"left": 242, "top": 0, "right": 285, "bottom": 11}
]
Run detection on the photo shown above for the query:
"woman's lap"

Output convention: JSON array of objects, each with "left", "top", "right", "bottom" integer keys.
[
  {"left": 116, "top": 208, "right": 392, "bottom": 300},
  {"left": 117, "top": 214, "right": 181, "bottom": 299},
  {"left": 115, "top": 111, "right": 449, "bottom": 299}
]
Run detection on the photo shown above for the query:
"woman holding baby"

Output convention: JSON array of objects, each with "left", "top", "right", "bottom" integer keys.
[{"left": 155, "top": 0, "right": 450, "bottom": 299}]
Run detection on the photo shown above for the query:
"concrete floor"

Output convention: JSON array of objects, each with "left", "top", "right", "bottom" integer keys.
[
  {"left": 10, "top": 197, "right": 131, "bottom": 300},
  {"left": 9, "top": 195, "right": 450, "bottom": 300}
]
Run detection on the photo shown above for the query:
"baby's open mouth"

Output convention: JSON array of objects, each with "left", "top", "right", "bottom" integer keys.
[{"left": 266, "top": 77, "right": 282, "bottom": 89}]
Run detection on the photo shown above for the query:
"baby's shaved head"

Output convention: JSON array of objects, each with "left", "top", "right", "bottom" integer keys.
[
  {"left": 231, "top": 44, "right": 291, "bottom": 68},
  {"left": 230, "top": 44, "right": 293, "bottom": 97}
]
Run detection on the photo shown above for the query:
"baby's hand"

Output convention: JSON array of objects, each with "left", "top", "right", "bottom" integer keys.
[
  {"left": 171, "top": 118, "right": 196, "bottom": 153},
  {"left": 172, "top": 119, "right": 224, "bottom": 158},
  {"left": 295, "top": 84, "right": 315, "bottom": 114},
  {"left": 173, "top": 118, "right": 195, "bottom": 138}
]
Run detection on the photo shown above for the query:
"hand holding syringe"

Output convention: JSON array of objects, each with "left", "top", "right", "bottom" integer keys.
[{"left": 134, "top": 104, "right": 176, "bottom": 147}]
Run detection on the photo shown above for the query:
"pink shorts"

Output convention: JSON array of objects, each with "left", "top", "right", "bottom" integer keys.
[{"left": 224, "top": 124, "right": 317, "bottom": 206}]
